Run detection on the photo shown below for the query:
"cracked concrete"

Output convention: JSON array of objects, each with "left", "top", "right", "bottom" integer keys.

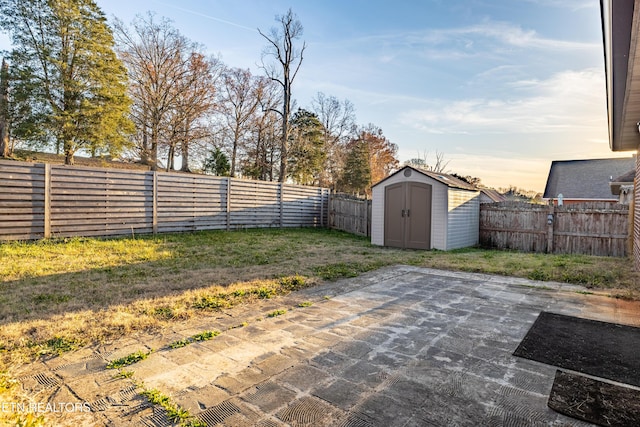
[{"left": 14, "top": 265, "right": 640, "bottom": 426}]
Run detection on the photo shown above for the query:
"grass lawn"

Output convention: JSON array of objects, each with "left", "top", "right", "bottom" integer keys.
[{"left": 0, "top": 227, "right": 638, "bottom": 424}]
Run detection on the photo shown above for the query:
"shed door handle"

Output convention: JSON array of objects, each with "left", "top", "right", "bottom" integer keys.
[
  {"left": 401, "top": 209, "right": 405, "bottom": 217},
  {"left": 406, "top": 209, "right": 410, "bottom": 217}
]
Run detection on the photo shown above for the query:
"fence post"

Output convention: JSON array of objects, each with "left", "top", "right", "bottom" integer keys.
[
  {"left": 547, "top": 204, "right": 554, "bottom": 253},
  {"left": 320, "top": 188, "right": 325, "bottom": 227},
  {"left": 279, "top": 183, "right": 284, "bottom": 227},
  {"left": 327, "top": 191, "right": 332, "bottom": 229},
  {"left": 629, "top": 195, "right": 635, "bottom": 257},
  {"left": 152, "top": 171, "right": 158, "bottom": 234},
  {"left": 363, "top": 198, "right": 368, "bottom": 237},
  {"left": 226, "top": 177, "right": 231, "bottom": 231},
  {"left": 367, "top": 199, "right": 372, "bottom": 237},
  {"left": 43, "top": 163, "right": 51, "bottom": 239}
]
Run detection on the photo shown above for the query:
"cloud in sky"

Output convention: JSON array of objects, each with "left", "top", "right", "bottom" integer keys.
[{"left": 399, "top": 68, "right": 606, "bottom": 136}]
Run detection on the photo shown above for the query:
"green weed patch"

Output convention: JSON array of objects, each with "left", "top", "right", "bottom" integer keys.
[{"left": 106, "top": 350, "right": 151, "bottom": 369}]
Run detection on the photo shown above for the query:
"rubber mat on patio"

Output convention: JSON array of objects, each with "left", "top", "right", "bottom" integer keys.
[
  {"left": 548, "top": 370, "right": 640, "bottom": 427},
  {"left": 513, "top": 311, "right": 640, "bottom": 387}
]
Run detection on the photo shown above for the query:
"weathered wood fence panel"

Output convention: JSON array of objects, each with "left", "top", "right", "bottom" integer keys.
[
  {"left": 157, "top": 173, "right": 227, "bottom": 233},
  {"left": 0, "top": 162, "right": 46, "bottom": 240},
  {"left": 50, "top": 165, "right": 154, "bottom": 237},
  {"left": 329, "top": 195, "right": 372, "bottom": 237},
  {"left": 0, "top": 160, "right": 329, "bottom": 241},
  {"left": 480, "top": 201, "right": 629, "bottom": 257}
]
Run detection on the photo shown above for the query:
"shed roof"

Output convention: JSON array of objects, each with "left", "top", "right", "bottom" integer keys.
[
  {"left": 480, "top": 188, "right": 507, "bottom": 203},
  {"left": 372, "top": 166, "right": 478, "bottom": 191},
  {"left": 543, "top": 157, "right": 635, "bottom": 199}
]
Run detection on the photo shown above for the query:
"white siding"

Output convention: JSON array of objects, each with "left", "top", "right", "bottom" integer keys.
[
  {"left": 371, "top": 184, "right": 385, "bottom": 245},
  {"left": 445, "top": 189, "right": 480, "bottom": 250},
  {"left": 371, "top": 170, "right": 448, "bottom": 249},
  {"left": 430, "top": 183, "right": 448, "bottom": 250}
]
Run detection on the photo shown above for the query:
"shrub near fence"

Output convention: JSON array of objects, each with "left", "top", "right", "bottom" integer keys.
[
  {"left": 0, "top": 160, "right": 329, "bottom": 241},
  {"left": 480, "top": 201, "right": 629, "bottom": 257}
]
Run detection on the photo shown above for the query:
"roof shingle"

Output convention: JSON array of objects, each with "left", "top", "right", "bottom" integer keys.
[{"left": 543, "top": 157, "right": 635, "bottom": 200}]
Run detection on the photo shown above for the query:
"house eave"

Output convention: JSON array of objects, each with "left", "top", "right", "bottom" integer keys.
[{"left": 602, "top": 0, "right": 640, "bottom": 152}]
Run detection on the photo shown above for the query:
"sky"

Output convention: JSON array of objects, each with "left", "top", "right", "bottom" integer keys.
[{"left": 2, "top": 0, "right": 634, "bottom": 192}]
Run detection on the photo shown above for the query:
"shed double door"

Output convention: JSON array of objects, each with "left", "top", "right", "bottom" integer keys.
[{"left": 384, "top": 182, "right": 432, "bottom": 249}]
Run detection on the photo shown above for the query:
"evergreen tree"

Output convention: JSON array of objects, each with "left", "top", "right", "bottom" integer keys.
[
  {"left": 203, "top": 147, "right": 231, "bottom": 176},
  {"left": 288, "top": 108, "right": 325, "bottom": 185},
  {"left": 0, "top": 0, "right": 133, "bottom": 164},
  {"left": 340, "top": 139, "right": 371, "bottom": 196}
]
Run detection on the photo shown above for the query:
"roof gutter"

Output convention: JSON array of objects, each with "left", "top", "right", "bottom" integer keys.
[{"left": 601, "top": 0, "right": 637, "bottom": 151}]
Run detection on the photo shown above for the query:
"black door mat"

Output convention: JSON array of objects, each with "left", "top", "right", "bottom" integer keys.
[
  {"left": 513, "top": 311, "right": 640, "bottom": 387},
  {"left": 548, "top": 370, "right": 640, "bottom": 427}
]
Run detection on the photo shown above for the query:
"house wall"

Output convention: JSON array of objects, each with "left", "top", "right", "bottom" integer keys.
[
  {"left": 446, "top": 189, "right": 480, "bottom": 250},
  {"left": 371, "top": 171, "right": 448, "bottom": 249},
  {"left": 635, "top": 154, "right": 640, "bottom": 271}
]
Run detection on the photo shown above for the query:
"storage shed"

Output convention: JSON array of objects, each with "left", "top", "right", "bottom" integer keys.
[{"left": 371, "top": 166, "right": 480, "bottom": 250}]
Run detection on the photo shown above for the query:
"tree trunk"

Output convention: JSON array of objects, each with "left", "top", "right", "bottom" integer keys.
[
  {"left": 279, "top": 91, "right": 289, "bottom": 182},
  {"left": 64, "top": 142, "right": 75, "bottom": 165},
  {"left": 0, "top": 124, "right": 9, "bottom": 157},
  {"left": 180, "top": 142, "right": 190, "bottom": 172},
  {"left": 149, "top": 126, "right": 158, "bottom": 171},
  {"left": 180, "top": 124, "right": 191, "bottom": 172},
  {"left": 0, "top": 59, "right": 9, "bottom": 158},
  {"left": 167, "top": 144, "right": 174, "bottom": 171}
]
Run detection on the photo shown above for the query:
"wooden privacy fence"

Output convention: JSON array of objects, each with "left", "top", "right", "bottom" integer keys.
[
  {"left": 480, "top": 201, "right": 630, "bottom": 257},
  {"left": 0, "top": 160, "right": 329, "bottom": 241},
  {"left": 328, "top": 194, "right": 372, "bottom": 237}
]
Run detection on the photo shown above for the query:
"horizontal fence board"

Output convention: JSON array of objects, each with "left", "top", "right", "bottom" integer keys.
[
  {"left": 0, "top": 179, "right": 46, "bottom": 188},
  {"left": 0, "top": 207, "right": 44, "bottom": 215},
  {"left": 52, "top": 222, "right": 153, "bottom": 233},
  {"left": 0, "top": 159, "right": 328, "bottom": 241},
  {"left": 0, "top": 192, "right": 45, "bottom": 199}
]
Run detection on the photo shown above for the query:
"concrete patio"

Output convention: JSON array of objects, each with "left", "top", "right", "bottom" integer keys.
[{"left": 16, "top": 266, "right": 640, "bottom": 426}]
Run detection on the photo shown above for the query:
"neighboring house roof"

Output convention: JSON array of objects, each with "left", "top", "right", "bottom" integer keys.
[
  {"left": 372, "top": 166, "right": 477, "bottom": 191},
  {"left": 480, "top": 188, "right": 507, "bottom": 203},
  {"left": 600, "top": 0, "right": 640, "bottom": 151},
  {"left": 543, "top": 157, "right": 635, "bottom": 200},
  {"left": 610, "top": 169, "right": 635, "bottom": 195}
]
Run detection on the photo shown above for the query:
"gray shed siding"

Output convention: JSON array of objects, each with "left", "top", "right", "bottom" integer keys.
[
  {"left": 372, "top": 168, "right": 479, "bottom": 250},
  {"left": 446, "top": 189, "right": 480, "bottom": 250}
]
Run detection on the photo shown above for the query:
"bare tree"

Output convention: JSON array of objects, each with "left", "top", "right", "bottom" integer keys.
[
  {"left": 404, "top": 149, "right": 450, "bottom": 173},
  {"left": 310, "top": 92, "right": 356, "bottom": 188},
  {"left": 165, "top": 52, "right": 221, "bottom": 172},
  {"left": 114, "top": 13, "right": 199, "bottom": 170},
  {"left": 242, "top": 76, "right": 280, "bottom": 181},
  {"left": 216, "top": 67, "right": 262, "bottom": 177},
  {"left": 258, "top": 8, "right": 306, "bottom": 182}
]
